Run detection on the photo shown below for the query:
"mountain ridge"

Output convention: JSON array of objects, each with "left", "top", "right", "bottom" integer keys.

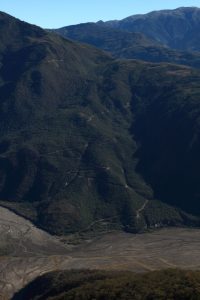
[
  {"left": 53, "top": 7, "right": 200, "bottom": 68},
  {"left": 0, "top": 12, "right": 200, "bottom": 235},
  {"left": 98, "top": 7, "right": 200, "bottom": 51}
]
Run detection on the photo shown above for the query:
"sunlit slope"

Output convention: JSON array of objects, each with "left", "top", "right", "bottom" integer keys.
[
  {"left": 54, "top": 22, "right": 200, "bottom": 68},
  {"left": 102, "top": 7, "right": 200, "bottom": 52}
]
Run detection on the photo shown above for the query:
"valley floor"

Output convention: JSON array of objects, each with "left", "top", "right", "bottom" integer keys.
[{"left": 0, "top": 206, "right": 200, "bottom": 299}]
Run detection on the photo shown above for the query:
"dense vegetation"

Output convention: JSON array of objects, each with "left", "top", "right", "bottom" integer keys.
[
  {"left": 0, "top": 12, "right": 200, "bottom": 235},
  {"left": 54, "top": 22, "right": 200, "bottom": 68},
  {"left": 100, "top": 7, "right": 200, "bottom": 52},
  {"left": 13, "top": 269, "right": 200, "bottom": 299}
]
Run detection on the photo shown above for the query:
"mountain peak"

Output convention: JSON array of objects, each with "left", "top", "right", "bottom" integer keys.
[{"left": 99, "top": 7, "right": 200, "bottom": 51}]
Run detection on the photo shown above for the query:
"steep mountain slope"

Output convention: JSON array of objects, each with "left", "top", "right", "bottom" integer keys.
[
  {"left": 0, "top": 205, "right": 68, "bottom": 256},
  {"left": 100, "top": 7, "right": 200, "bottom": 52},
  {"left": 12, "top": 269, "right": 200, "bottom": 300},
  {"left": 0, "top": 204, "right": 72, "bottom": 299},
  {"left": 53, "top": 22, "right": 200, "bottom": 68},
  {"left": 0, "top": 12, "right": 200, "bottom": 235}
]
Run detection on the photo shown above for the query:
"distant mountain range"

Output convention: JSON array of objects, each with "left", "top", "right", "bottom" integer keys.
[
  {"left": 0, "top": 10, "right": 200, "bottom": 236},
  {"left": 98, "top": 7, "right": 200, "bottom": 52},
  {"left": 53, "top": 7, "right": 200, "bottom": 68}
]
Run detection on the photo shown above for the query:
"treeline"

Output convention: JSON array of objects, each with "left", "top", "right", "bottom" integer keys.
[{"left": 13, "top": 269, "right": 200, "bottom": 299}]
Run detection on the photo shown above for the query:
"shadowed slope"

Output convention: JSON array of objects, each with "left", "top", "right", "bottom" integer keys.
[{"left": 0, "top": 12, "right": 200, "bottom": 235}]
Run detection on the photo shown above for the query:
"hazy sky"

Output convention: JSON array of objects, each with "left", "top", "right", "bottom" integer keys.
[{"left": 0, "top": 0, "right": 200, "bottom": 28}]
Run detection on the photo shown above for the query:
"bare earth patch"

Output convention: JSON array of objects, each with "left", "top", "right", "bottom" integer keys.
[{"left": 0, "top": 206, "right": 200, "bottom": 299}]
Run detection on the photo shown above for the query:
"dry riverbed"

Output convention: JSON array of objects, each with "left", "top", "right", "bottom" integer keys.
[{"left": 0, "top": 206, "right": 200, "bottom": 299}]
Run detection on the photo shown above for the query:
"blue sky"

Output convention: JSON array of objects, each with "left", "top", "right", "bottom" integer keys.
[{"left": 0, "top": 0, "right": 200, "bottom": 28}]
